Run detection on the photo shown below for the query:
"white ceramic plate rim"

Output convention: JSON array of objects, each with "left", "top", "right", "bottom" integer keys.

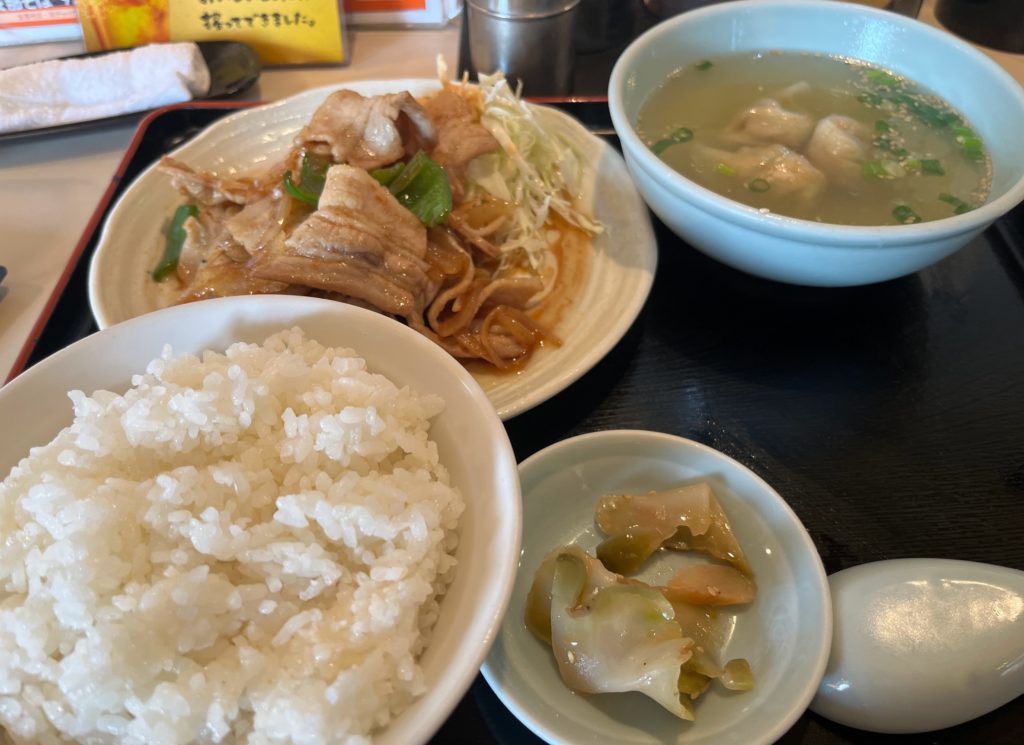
[
  {"left": 482, "top": 429, "right": 833, "bottom": 745},
  {"left": 87, "top": 79, "right": 658, "bottom": 421}
]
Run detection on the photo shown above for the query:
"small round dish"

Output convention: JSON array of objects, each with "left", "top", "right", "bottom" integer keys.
[{"left": 482, "top": 429, "right": 831, "bottom": 745}]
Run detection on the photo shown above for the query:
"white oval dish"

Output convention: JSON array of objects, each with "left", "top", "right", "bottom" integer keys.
[
  {"left": 0, "top": 294, "right": 522, "bottom": 745},
  {"left": 481, "top": 429, "right": 832, "bottom": 745},
  {"left": 87, "top": 79, "right": 657, "bottom": 421},
  {"left": 811, "top": 558, "right": 1024, "bottom": 734}
]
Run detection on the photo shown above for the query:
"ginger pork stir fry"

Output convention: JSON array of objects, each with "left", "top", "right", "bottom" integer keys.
[
  {"left": 526, "top": 483, "right": 755, "bottom": 720},
  {"left": 154, "top": 74, "right": 599, "bottom": 370}
]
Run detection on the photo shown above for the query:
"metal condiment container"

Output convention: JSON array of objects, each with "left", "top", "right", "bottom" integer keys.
[{"left": 466, "top": 0, "right": 582, "bottom": 96}]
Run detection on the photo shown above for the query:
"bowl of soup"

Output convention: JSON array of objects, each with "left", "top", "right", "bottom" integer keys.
[{"left": 608, "top": 0, "right": 1024, "bottom": 286}]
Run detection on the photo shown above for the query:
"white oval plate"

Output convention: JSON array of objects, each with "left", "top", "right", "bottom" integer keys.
[
  {"left": 87, "top": 79, "right": 657, "bottom": 421},
  {"left": 482, "top": 430, "right": 832, "bottom": 745}
]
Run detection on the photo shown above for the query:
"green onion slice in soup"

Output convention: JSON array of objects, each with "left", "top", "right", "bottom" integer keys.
[
  {"left": 892, "top": 205, "right": 922, "bottom": 225},
  {"left": 939, "top": 193, "right": 973, "bottom": 215},
  {"left": 651, "top": 127, "right": 694, "bottom": 155}
]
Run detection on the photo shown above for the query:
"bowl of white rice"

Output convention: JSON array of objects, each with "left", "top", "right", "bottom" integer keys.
[{"left": 0, "top": 295, "right": 521, "bottom": 745}]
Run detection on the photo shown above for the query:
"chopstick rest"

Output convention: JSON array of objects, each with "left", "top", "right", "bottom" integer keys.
[{"left": 0, "top": 43, "right": 211, "bottom": 135}]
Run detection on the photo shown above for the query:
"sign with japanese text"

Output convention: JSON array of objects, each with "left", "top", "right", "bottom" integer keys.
[
  {"left": 345, "top": 0, "right": 426, "bottom": 10},
  {"left": 343, "top": 0, "right": 458, "bottom": 26},
  {"left": 0, "top": 0, "right": 80, "bottom": 45},
  {"left": 77, "top": 0, "right": 346, "bottom": 64}
]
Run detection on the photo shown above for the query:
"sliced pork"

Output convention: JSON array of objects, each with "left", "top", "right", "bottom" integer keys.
[
  {"left": 177, "top": 207, "right": 236, "bottom": 285},
  {"left": 159, "top": 157, "right": 273, "bottom": 206},
  {"left": 158, "top": 84, "right": 570, "bottom": 372},
  {"left": 175, "top": 207, "right": 292, "bottom": 301},
  {"left": 295, "top": 90, "right": 437, "bottom": 170},
  {"left": 250, "top": 164, "right": 437, "bottom": 321},
  {"left": 423, "top": 90, "right": 499, "bottom": 171},
  {"left": 223, "top": 192, "right": 291, "bottom": 257}
]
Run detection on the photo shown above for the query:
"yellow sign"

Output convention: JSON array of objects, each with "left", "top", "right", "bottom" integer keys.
[{"left": 77, "top": 0, "right": 346, "bottom": 64}]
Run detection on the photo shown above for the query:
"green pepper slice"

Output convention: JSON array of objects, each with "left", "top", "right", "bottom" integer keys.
[
  {"left": 374, "top": 151, "right": 452, "bottom": 227},
  {"left": 283, "top": 151, "right": 333, "bottom": 206},
  {"left": 152, "top": 204, "right": 199, "bottom": 281}
]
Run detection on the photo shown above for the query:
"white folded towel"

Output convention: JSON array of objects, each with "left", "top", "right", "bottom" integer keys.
[{"left": 0, "top": 42, "right": 211, "bottom": 134}]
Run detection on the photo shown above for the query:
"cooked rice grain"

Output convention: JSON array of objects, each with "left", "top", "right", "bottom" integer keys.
[{"left": 0, "top": 328, "right": 464, "bottom": 744}]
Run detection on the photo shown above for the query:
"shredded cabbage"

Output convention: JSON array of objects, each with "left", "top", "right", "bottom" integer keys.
[{"left": 461, "top": 70, "right": 603, "bottom": 273}]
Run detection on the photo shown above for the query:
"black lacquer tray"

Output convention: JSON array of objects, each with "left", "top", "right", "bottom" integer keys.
[{"left": 15, "top": 101, "right": 1024, "bottom": 745}]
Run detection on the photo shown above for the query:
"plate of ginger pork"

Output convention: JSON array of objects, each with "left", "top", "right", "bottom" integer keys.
[{"left": 88, "top": 76, "right": 657, "bottom": 420}]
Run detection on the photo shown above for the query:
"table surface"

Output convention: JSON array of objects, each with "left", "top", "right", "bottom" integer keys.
[{"left": 3, "top": 1, "right": 1024, "bottom": 743}]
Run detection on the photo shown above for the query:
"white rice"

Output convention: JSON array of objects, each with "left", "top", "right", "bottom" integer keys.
[{"left": 0, "top": 328, "right": 464, "bottom": 744}]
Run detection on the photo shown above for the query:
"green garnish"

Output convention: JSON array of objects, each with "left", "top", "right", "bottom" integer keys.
[
  {"left": 863, "top": 160, "right": 904, "bottom": 179},
  {"left": 715, "top": 162, "right": 736, "bottom": 176},
  {"left": 866, "top": 69, "right": 902, "bottom": 87},
  {"left": 862, "top": 161, "right": 888, "bottom": 179},
  {"left": 299, "top": 152, "right": 330, "bottom": 196},
  {"left": 695, "top": 60, "right": 713, "bottom": 71},
  {"left": 889, "top": 92, "right": 963, "bottom": 130},
  {"left": 282, "top": 151, "right": 333, "bottom": 207},
  {"left": 903, "top": 158, "right": 922, "bottom": 172},
  {"left": 873, "top": 136, "right": 909, "bottom": 158},
  {"left": 748, "top": 178, "right": 770, "bottom": 193},
  {"left": 921, "top": 159, "right": 945, "bottom": 176},
  {"left": 874, "top": 120, "right": 892, "bottom": 132},
  {"left": 369, "top": 161, "right": 404, "bottom": 187},
  {"left": 858, "top": 92, "right": 883, "bottom": 106},
  {"left": 375, "top": 150, "right": 452, "bottom": 227},
  {"left": 283, "top": 171, "right": 318, "bottom": 206},
  {"left": 152, "top": 204, "right": 199, "bottom": 281},
  {"left": 892, "top": 205, "right": 922, "bottom": 224},
  {"left": 651, "top": 126, "right": 694, "bottom": 155},
  {"left": 939, "top": 193, "right": 973, "bottom": 214},
  {"left": 386, "top": 151, "right": 429, "bottom": 194},
  {"left": 961, "top": 138, "right": 985, "bottom": 161}
]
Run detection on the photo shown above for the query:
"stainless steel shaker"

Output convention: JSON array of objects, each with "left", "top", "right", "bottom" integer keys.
[{"left": 466, "top": 0, "right": 582, "bottom": 96}]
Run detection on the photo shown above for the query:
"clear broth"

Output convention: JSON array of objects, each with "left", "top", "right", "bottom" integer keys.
[{"left": 637, "top": 52, "right": 992, "bottom": 226}]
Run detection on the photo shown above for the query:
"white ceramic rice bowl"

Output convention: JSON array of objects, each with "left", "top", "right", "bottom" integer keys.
[
  {"left": 0, "top": 294, "right": 522, "bottom": 745},
  {"left": 608, "top": 0, "right": 1024, "bottom": 286}
]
